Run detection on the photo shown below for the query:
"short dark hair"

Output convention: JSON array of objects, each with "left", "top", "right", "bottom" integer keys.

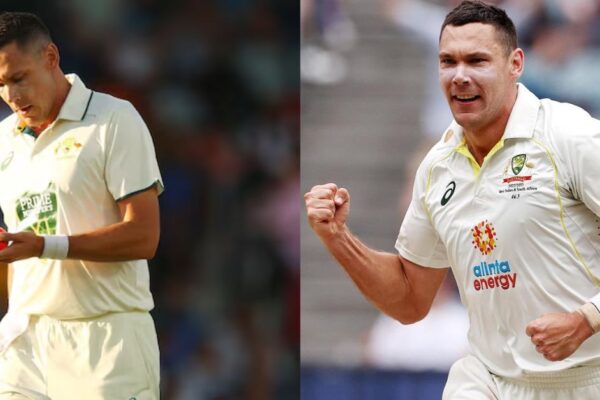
[
  {"left": 0, "top": 11, "right": 51, "bottom": 50},
  {"left": 440, "top": 1, "right": 517, "bottom": 54}
]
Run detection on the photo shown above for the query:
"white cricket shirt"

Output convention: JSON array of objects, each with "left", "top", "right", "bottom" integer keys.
[
  {"left": 0, "top": 74, "right": 164, "bottom": 320},
  {"left": 397, "top": 83, "right": 600, "bottom": 378}
]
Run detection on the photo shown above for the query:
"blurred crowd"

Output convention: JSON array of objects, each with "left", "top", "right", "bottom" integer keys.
[{"left": 1, "top": 0, "right": 299, "bottom": 399}]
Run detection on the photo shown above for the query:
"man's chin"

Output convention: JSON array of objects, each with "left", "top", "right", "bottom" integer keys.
[
  {"left": 452, "top": 113, "right": 481, "bottom": 129},
  {"left": 21, "top": 117, "right": 39, "bottom": 127}
]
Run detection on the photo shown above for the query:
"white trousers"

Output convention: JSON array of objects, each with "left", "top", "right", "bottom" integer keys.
[
  {"left": 443, "top": 355, "right": 600, "bottom": 400},
  {"left": 0, "top": 312, "right": 159, "bottom": 400}
]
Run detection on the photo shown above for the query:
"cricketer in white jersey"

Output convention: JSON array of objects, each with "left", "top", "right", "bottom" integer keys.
[
  {"left": 0, "top": 11, "right": 162, "bottom": 399},
  {"left": 305, "top": 1, "right": 600, "bottom": 398}
]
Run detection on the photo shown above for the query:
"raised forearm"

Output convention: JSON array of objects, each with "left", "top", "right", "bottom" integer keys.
[
  {"left": 322, "top": 226, "right": 420, "bottom": 322},
  {"left": 305, "top": 183, "right": 444, "bottom": 323}
]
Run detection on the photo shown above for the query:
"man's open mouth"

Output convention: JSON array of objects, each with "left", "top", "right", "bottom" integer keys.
[{"left": 454, "top": 95, "right": 480, "bottom": 103}]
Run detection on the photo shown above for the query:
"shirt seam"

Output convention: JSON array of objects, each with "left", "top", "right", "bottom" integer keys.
[{"left": 530, "top": 137, "right": 600, "bottom": 288}]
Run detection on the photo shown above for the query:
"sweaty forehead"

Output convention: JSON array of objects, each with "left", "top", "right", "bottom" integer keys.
[{"left": 439, "top": 23, "right": 504, "bottom": 55}]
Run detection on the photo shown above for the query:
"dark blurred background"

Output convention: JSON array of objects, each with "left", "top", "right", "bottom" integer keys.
[{"left": 0, "top": 1, "right": 299, "bottom": 399}]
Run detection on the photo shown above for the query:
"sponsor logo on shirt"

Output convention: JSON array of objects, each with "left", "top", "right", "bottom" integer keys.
[
  {"left": 0, "top": 151, "right": 13, "bottom": 171},
  {"left": 470, "top": 220, "right": 517, "bottom": 292},
  {"left": 16, "top": 182, "right": 57, "bottom": 235},
  {"left": 471, "top": 220, "right": 496, "bottom": 255},
  {"left": 441, "top": 181, "right": 456, "bottom": 206}
]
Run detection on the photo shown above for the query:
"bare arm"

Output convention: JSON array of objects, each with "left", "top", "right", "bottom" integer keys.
[
  {"left": 0, "top": 186, "right": 160, "bottom": 263},
  {"left": 68, "top": 187, "right": 160, "bottom": 261},
  {"left": 6, "top": 263, "right": 11, "bottom": 296},
  {"left": 305, "top": 183, "right": 448, "bottom": 323}
]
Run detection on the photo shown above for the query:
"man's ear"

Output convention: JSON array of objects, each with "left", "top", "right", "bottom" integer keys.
[
  {"left": 510, "top": 47, "right": 524, "bottom": 80},
  {"left": 43, "top": 42, "right": 60, "bottom": 69}
]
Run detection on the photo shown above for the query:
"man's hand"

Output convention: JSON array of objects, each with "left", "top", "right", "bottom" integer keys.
[
  {"left": 304, "top": 183, "right": 350, "bottom": 240},
  {"left": 525, "top": 311, "right": 593, "bottom": 361},
  {"left": 0, "top": 231, "right": 44, "bottom": 263}
]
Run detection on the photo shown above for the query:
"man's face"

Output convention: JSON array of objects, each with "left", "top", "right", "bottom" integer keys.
[
  {"left": 438, "top": 23, "right": 522, "bottom": 133},
  {"left": 0, "top": 41, "right": 56, "bottom": 128}
]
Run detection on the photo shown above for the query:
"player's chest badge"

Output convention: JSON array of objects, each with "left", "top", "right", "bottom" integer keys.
[{"left": 54, "top": 137, "right": 82, "bottom": 159}]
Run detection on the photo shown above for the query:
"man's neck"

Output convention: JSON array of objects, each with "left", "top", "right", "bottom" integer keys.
[
  {"left": 463, "top": 88, "right": 519, "bottom": 166},
  {"left": 31, "top": 74, "right": 71, "bottom": 135},
  {"left": 463, "top": 124, "right": 506, "bottom": 166}
]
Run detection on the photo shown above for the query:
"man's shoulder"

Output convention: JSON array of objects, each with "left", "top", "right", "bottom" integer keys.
[
  {"left": 86, "top": 91, "right": 149, "bottom": 139},
  {"left": 540, "top": 98, "right": 600, "bottom": 140},
  {"left": 86, "top": 90, "right": 138, "bottom": 121},
  {"left": 418, "top": 131, "right": 458, "bottom": 172},
  {"left": 90, "top": 91, "right": 133, "bottom": 112},
  {"left": 0, "top": 112, "right": 18, "bottom": 139}
]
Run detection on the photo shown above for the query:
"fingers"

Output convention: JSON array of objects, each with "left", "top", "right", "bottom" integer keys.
[
  {"left": 530, "top": 333, "right": 543, "bottom": 346},
  {"left": 304, "top": 183, "right": 350, "bottom": 203},
  {"left": 307, "top": 198, "right": 335, "bottom": 212},
  {"left": 0, "top": 231, "right": 15, "bottom": 242},
  {"left": 531, "top": 332, "right": 570, "bottom": 361},
  {"left": 314, "top": 183, "right": 338, "bottom": 192},
  {"left": 305, "top": 196, "right": 336, "bottom": 224},
  {"left": 0, "top": 231, "right": 42, "bottom": 263},
  {"left": 0, "top": 246, "right": 19, "bottom": 263},
  {"left": 306, "top": 183, "right": 338, "bottom": 201},
  {"left": 304, "top": 183, "right": 349, "bottom": 218},
  {"left": 526, "top": 314, "right": 579, "bottom": 362},
  {"left": 525, "top": 321, "right": 539, "bottom": 337},
  {"left": 335, "top": 188, "right": 350, "bottom": 207},
  {"left": 304, "top": 183, "right": 351, "bottom": 233}
]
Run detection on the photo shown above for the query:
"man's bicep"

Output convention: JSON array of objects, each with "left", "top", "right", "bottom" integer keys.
[{"left": 117, "top": 186, "right": 160, "bottom": 226}]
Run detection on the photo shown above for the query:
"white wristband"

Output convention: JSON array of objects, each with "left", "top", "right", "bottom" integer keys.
[
  {"left": 40, "top": 235, "right": 69, "bottom": 259},
  {"left": 590, "top": 292, "right": 600, "bottom": 312},
  {"left": 577, "top": 303, "right": 600, "bottom": 334}
]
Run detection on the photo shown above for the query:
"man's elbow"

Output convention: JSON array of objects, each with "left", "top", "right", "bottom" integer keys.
[
  {"left": 139, "top": 230, "right": 159, "bottom": 260},
  {"left": 385, "top": 304, "right": 430, "bottom": 325},
  {"left": 141, "top": 244, "right": 158, "bottom": 260},
  {"left": 395, "top": 313, "right": 427, "bottom": 325}
]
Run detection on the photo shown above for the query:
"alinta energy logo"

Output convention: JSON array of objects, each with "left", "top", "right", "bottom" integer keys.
[
  {"left": 471, "top": 220, "right": 496, "bottom": 255},
  {"left": 470, "top": 220, "right": 517, "bottom": 292}
]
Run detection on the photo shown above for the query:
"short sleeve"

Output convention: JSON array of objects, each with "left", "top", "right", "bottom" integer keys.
[
  {"left": 395, "top": 157, "right": 449, "bottom": 268},
  {"left": 572, "top": 129, "right": 600, "bottom": 216},
  {"left": 550, "top": 104, "right": 600, "bottom": 216},
  {"left": 104, "top": 102, "right": 164, "bottom": 201}
]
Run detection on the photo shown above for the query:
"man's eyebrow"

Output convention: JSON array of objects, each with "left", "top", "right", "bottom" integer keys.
[
  {"left": 438, "top": 51, "right": 492, "bottom": 59},
  {"left": 466, "top": 51, "right": 492, "bottom": 58},
  {"left": 0, "top": 71, "right": 25, "bottom": 83}
]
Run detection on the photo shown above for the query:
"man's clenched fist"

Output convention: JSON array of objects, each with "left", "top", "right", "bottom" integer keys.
[
  {"left": 525, "top": 311, "right": 593, "bottom": 362},
  {"left": 304, "top": 183, "right": 350, "bottom": 240}
]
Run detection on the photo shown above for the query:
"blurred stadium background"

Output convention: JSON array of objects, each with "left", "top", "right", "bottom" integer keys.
[
  {"left": 0, "top": 1, "right": 299, "bottom": 399},
  {"left": 301, "top": 0, "right": 600, "bottom": 399}
]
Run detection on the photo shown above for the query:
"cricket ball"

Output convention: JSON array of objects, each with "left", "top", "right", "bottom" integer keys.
[{"left": 0, "top": 228, "right": 7, "bottom": 251}]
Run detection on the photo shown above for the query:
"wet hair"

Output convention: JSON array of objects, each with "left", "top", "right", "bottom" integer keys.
[
  {"left": 440, "top": 1, "right": 517, "bottom": 54},
  {"left": 0, "top": 11, "right": 51, "bottom": 51}
]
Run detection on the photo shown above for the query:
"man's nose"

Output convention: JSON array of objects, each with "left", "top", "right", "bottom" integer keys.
[
  {"left": 452, "top": 64, "right": 471, "bottom": 85},
  {"left": 4, "top": 84, "right": 21, "bottom": 105}
]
